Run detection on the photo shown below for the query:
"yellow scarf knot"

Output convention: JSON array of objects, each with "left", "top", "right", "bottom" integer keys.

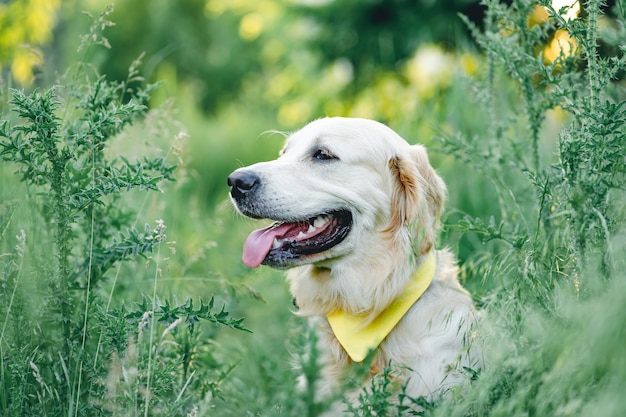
[{"left": 326, "top": 252, "right": 436, "bottom": 362}]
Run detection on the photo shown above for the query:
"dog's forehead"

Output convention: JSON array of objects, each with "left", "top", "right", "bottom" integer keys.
[{"left": 280, "top": 118, "right": 409, "bottom": 157}]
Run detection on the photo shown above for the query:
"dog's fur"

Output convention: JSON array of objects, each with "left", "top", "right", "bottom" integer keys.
[{"left": 228, "top": 117, "right": 481, "bottom": 405}]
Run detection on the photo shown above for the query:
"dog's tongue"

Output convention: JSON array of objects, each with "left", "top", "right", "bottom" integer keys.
[{"left": 242, "top": 223, "right": 295, "bottom": 268}]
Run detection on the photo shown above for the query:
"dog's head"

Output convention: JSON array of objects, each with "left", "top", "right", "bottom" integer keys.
[{"left": 228, "top": 117, "right": 446, "bottom": 272}]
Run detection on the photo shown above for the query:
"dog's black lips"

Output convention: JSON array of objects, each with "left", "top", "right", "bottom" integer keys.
[{"left": 263, "top": 209, "right": 352, "bottom": 268}]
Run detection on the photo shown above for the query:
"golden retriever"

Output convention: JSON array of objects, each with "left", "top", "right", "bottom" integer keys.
[{"left": 228, "top": 117, "right": 481, "bottom": 408}]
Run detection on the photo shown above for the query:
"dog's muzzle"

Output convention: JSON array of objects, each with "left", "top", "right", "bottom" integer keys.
[{"left": 227, "top": 169, "right": 353, "bottom": 269}]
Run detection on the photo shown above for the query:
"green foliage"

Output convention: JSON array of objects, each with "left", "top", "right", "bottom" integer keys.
[
  {"left": 427, "top": 1, "right": 626, "bottom": 416},
  {"left": 0, "top": 8, "right": 249, "bottom": 416},
  {"left": 345, "top": 364, "right": 435, "bottom": 417},
  {"left": 127, "top": 296, "right": 251, "bottom": 334},
  {"left": 66, "top": 0, "right": 264, "bottom": 112},
  {"left": 447, "top": 0, "right": 626, "bottom": 284}
]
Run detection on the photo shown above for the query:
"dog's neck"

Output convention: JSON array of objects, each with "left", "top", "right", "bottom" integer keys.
[{"left": 287, "top": 248, "right": 434, "bottom": 319}]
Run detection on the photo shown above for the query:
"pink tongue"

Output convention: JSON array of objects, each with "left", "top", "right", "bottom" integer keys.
[{"left": 242, "top": 223, "right": 296, "bottom": 268}]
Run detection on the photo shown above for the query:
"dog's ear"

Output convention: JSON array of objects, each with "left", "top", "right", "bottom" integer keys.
[{"left": 385, "top": 144, "right": 446, "bottom": 255}]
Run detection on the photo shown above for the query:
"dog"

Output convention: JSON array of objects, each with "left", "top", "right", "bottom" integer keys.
[{"left": 228, "top": 117, "right": 481, "bottom": 408}]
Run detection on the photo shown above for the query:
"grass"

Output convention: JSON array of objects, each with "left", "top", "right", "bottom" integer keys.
[
  {"left": 1, "top": 0, "right": 626, "bottom": 416},
  {"left": 0, "top": 11, "right": 253, "bottom": 415}
]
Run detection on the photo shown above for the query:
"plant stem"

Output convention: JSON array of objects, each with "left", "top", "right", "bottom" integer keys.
[
  {"left": 49, "top": 145, "right": 72, "bottom": 359},
  {"left": 144, "top": 222, "right": 164, "bottom": 417},
  {"left": 585, "top": 0, "right": 600, "bottom": 111}
]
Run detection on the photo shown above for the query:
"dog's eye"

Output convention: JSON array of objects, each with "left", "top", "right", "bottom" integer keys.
[{"left": 312, "top": 148, "right": 337, "bottom": 161}]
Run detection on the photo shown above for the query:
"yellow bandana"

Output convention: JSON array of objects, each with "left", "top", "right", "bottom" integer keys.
[{"left": 326, "top": 252, "right": 436, "bottom": 363}]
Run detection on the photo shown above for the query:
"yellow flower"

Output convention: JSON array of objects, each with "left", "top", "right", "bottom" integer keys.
[
  {"left": 0, "top": 0, "right": 60, "bottom": 85},
  {"left": 404, "top": 44, "right": 454, "bottom": 99},
  {"left": 528, "top": 5, "right": 550, "bottom": 27},
  {"left": 544, "top": 29, "right": 578, "bottom": 64},
  {"left": 239, "top": 13, "right": 264, "bottom": 41},
  {"left": 11, "top": 47, "right": 43, "bottom": 86},
  {"left": 459, "top": 52, "right": 480, "bottom": 76},
  {"left": 205, "top": 0, "right": 227, "bottom": 16}
]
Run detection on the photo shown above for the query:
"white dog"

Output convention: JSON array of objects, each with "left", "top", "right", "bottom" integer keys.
[{"left": 228, "top": 117, "right": 481, "bottom": 408}]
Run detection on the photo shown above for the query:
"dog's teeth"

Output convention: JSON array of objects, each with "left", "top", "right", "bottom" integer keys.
[
  {"left": 307, "top": 224, "right": 316, "bottom": 233},
  {"left": 272, "top": 238, "right": 281, "bottom": 249},
  {"left": 296, "top": 231, "right": 306, "bottom": 239},
  {"left": 313, "top": 216, "right": 327, "bottom": 228}
]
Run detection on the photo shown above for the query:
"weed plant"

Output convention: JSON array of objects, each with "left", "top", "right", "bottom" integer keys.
[
  {"left": 0, "top": 7, "right": 249, "bottom": 416},
  {"left": 425, "top": 0, "right": 626, "bottom": 416},
  {"left": 456, "top": 0, "right": 625, "bottom": 274}
]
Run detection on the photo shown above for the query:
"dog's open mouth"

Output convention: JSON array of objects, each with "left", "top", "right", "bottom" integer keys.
[{"left": 242, "top": 210, "right": 352, "bottom": 268}]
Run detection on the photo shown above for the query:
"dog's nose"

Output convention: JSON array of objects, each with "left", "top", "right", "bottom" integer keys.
[{"left": 227, "top": 170, "right": 261, "bottom": 198}]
